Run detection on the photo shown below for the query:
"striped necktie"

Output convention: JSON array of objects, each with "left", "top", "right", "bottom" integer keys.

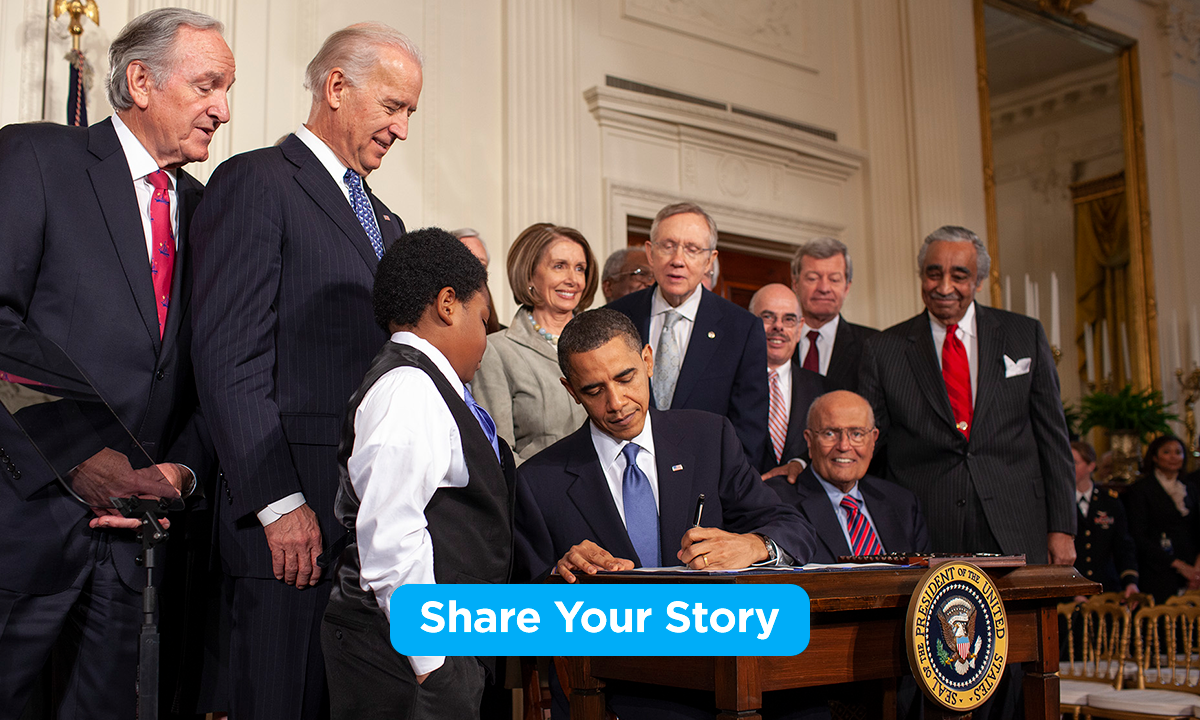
[
  {"left": 841, "top": 495, "right": 883, "bottom": 556},
  {"left": 768, "top": 370, "right": 787, "bottom": 463}
]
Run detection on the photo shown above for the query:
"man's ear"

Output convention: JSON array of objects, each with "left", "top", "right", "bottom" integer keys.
[
  {"left": 641, "top": 344, "right": 654, "bottom": 376},
  {"left": 434, "top": 286, "right": 458, "bottom": 326},
  {"left": 559, "top": 376, "right": 582, "bottom": 406},
  {"left": 126, "top": 61, "right": 154, "bottom": 110},
  {"left": 324, "top": 68, "right": 349, "bottom": 110}
]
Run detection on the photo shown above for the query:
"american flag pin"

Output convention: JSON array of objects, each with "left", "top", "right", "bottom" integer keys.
[
  {"left": 383, "top": 215, "right": 391, "bottom": 221},
  {"left": 707, "top": 331, "right": 715, "bottom": 339},
  {"left": 672, "top": 464, "right": 684, "bottom": 471}
]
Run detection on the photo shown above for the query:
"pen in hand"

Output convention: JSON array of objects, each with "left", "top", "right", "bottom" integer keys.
[{"left": 692, "top": 493, "right": 705, "bottom": 527}]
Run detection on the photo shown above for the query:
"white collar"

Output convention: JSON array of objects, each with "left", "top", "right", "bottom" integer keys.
[
  {"left": 389, "top": 331, "right": 466, "bottom": 399},
  {"left": 590, "top": 410, "right": 657, "bottom": 469},
  {"left": 650, "top": 284, "right": 704, "bottom": 322},
  {"left": 804, "top": 314, "right": 840, "bottom": 342},
  {"left": 111, "top": 113, "right": 174, "bottom": 186},
  {"left": 930, "top": 301, "right": 977, "bottom": 336},
  {"left": 296, "top": 123, "right": 353, "bottom": 189}
]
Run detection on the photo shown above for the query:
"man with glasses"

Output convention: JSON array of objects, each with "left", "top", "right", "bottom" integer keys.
[
  {"left": 767, "top": 391, "right": 929, "bottom": 563},
  {"left": 748, "top": 284, "right": 826, "bottom": 478},
  {"left": 600, "top": 247, "right": 655, "bottom": 303},
  {"left": 607, "top": 202, "right": 769, "bottom": 461}
]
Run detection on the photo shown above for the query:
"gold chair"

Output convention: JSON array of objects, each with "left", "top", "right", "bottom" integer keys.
[
  {"left": 1061, "top": 599, "right": 1135, "bottom": 720},
  {"left": 1084, "top": 604, "right": 1200, "bottom": 719}
]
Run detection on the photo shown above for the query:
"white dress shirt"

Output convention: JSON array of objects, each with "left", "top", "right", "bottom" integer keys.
[
  {"left": 813, "top": 471, "right": 885, "bottom": 554},
  {"left": 111, "top": 114, "right": 178, "bottom": 258},
  {"left": 798, "top": 315, "right": 839, "bottom": 377},
  {"left": 929, "top": 301, "right": 979, "bottom": 406},
  {"left": 346, "top": 332, "right": 472, "bottom": 676},
  {"left": 1076, "top": 481, "right": 1093, "bottom": 518},
  {"left": 649, "top": 285, "right": 704, "bottom": 361},
  {"left": 590, "top": 413, "right": 660, "bottom": 526},
  {"left": 257, "top": 124, "right": 381, "bottom": 526}
]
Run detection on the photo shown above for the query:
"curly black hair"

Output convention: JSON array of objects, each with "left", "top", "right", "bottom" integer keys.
[
  {"left": 557, "top": 308, "right": 644, "bottom": 384},
  {"left": 373, "top": 227, "right": 488, "bottom": 330}
]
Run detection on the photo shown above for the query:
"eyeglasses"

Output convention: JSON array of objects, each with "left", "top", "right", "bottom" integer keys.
[
  {"left": 759, "top": 311, "right": 800, "bottom": 329},
  {"left": 613, "top": 267, "right": 653, "bottom": 281},
  {"left": 651, "top": 239, "right": 714, "bottom": 260},
  {"left": 811, "top": 427, "right": 874, "bottom": 446}
]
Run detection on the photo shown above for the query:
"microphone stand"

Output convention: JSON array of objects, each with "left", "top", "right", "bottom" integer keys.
[{"left": 112, "top": 495, "right": 182, "bottom": 720}]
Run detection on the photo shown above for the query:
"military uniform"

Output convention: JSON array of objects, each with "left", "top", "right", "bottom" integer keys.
[{"left": 1074, "top": 485, "right": 1139, "bottom": 592}]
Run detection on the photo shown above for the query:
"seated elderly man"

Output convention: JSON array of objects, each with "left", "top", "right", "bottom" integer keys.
[
  {"left": 767, "top": 390, "right": 930, "bottom": 563},
  {"left": 514, "top": 308, "right": 816, "bottom": 720}
]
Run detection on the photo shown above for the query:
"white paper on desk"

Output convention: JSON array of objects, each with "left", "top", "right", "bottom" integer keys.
[
  {"left": 798, "top": 562, "right": 902, "bottom": 570},
  {"left": 621, "top": 565, "right": 803, "bottom": 573}
]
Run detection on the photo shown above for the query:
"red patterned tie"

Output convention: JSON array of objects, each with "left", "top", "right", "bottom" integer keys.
[
  {"left": 768, "top": 370, "right": 787, "bottom": 463},
  {"left": 147, "top": 170, "right": 175, "bottom": 338},
  {"left": 840, "top": 495, "right": 883, "bottom": 556},
  {"left": 942, "top": 323, "right": 972, "bottom": 439},
  {"left": 802, "top": 330, "right": 820, "bottom": 372}
]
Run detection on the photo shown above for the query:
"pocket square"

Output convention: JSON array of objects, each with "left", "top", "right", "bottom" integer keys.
[{"left": 1004, "top": 354, "right": 1032, "bottom": 377}]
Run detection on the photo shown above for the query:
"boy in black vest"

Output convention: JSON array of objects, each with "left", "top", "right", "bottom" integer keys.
[{"left": 321, "top": 227, "right": 515, "bottom": 719}]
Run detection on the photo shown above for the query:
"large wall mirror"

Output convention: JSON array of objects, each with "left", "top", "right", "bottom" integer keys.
[{"left": 974, "top": 0, "right": 1158, "bottom": 410}]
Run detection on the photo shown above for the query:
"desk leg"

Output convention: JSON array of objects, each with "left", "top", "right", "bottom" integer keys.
[
  {"left": 1022, "top": 605, "right": 1059, "bottom": 720},
  {"left": 714, "top": 657, "right": 762, "bottom": 720},
  {"left": 563, "top": 657, "right": 606, "bottom": 720}
]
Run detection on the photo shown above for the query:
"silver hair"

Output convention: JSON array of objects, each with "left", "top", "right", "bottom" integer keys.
[
  {"left": 451, "top": 227, "right": 488, "bottom": 262},
  {"left": 602, "top": 247, "right": 642, "bottom": 282},
  {"left": 106, "top": 8, "right": 224, "bottom": 112},
  {"left": 304, "top": 23, "right": 424, "bottom": 102},
  {"left": 806, "top": 390, "right": 876, "bottom": 430},
  {"left": 649, "top": 202, "right": 718, "bottom": 250},
  {"left": 791, "top": 236, "right": 853, "bottom": 283},
  {"left": 917, "top": 225, "right": 990, "bottom": 286}
]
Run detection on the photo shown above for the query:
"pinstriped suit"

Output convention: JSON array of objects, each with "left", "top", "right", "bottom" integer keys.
[
  {"left": 858, "top": 305, "right": 1075, "bottom": 564},
  {"left": 190, "top": 134, "right": 404, "bottom": 719}
]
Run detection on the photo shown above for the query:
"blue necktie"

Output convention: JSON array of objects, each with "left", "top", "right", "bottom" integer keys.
[
  {"left": 343, "top": 169, "right": 385, "bottom": 259},
  {"left": 621, "top": 443, "right": 660, "bottom": 568},
  {"left": 463, "top": 384, "right": 501, "bottom": 462}
]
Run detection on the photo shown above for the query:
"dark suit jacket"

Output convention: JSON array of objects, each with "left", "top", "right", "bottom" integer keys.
[
  {"left": 767, "top": 467, "right": 930, "bottom": 563},
  {"left": 1123, "top": 475, "right": 1200, "bottom": 602},
  {"left": 0, "top": 119, "right": 210, "bottom": 593},
  {"left": 190, "top": 134, "right": 404, "bottom": 579},
  {"left": 858, "top": 305, "right": 1075, "bottom": 563},
  {"left": 607, "top": 286, "right": 768, "bottom": 461},
  {"left": 793, "top": 315, "right": 878, "bottom": 392},
  {"left": 755, "top": 362, "right": 825, "bottom": 473},
  {"left": 513, "top": 409, "right": 816, "bottom": 581}
]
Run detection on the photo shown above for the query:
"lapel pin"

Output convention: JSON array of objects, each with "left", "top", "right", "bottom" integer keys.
[
  {"left": 707, "top": 331, "right": 715, "bottom": 339},
  {"left": 383, "top": 215, "right": 391, "bottom": 221},
  {"left": 672, "top": 464, "right": 684, "bottom": 471}
]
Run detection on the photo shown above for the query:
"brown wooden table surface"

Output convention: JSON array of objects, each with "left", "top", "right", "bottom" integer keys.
[{"left": 558, "top": 565, "right": 1099, "bottom": 720}]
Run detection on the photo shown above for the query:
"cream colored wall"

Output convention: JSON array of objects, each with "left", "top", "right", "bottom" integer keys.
[{"left": 2, "top": 0, "right": 1196, "bottom": 408}]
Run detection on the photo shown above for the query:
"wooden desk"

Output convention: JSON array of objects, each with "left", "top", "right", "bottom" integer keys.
[{"left": 559, "top": 565, "right": 1098, "bottom": 720}]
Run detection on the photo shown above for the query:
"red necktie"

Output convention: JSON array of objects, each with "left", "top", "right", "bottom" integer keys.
[
  {"left": 840, "top": 496, "right": 883, "bottom": 556},
  {"left": 147, "top": 170, "right": 175, "bottom": 338},
  {"left": 768, "top": 370, "right": 787, "bottom": 463},
  {"left": 802, "top": 330, "right": 820, "bottom": 373},
  {"left": 942, "top": 323, "right": 972, "bottom": 439}
]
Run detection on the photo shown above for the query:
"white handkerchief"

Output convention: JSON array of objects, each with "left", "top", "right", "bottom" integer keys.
[{"left": 1004, "top": 355, "right": 1032, "bottom": 378}]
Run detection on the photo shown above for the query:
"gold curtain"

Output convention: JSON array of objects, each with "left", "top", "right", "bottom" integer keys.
[{"left": 1074, "top": 171, "right": 1130, "bottom": 390}]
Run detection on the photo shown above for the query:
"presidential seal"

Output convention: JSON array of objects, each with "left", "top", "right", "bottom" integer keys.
[{"left": 906, "top": 561, "right": 1008, "bottom": 711}]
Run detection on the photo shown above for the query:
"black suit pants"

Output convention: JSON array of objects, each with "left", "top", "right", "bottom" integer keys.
[
  {"left": 227, "top": 576, "right": 330, "bottom": 720},
  {"left": 0, "top": 534, "right": 140, "bottom": 720},
  {"left": 322, "top": 606, "right": 485, "bottom": 719}
]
